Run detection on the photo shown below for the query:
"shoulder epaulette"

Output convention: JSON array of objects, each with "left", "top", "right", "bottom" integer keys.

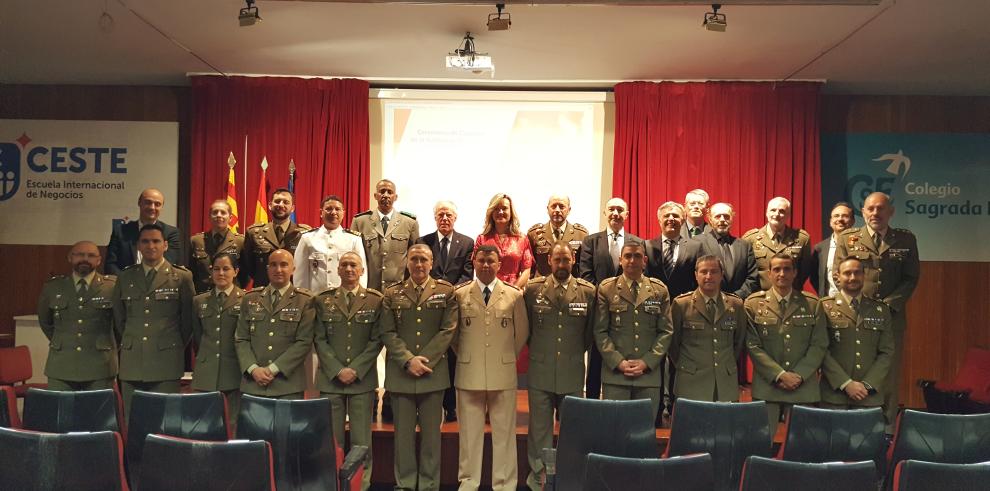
[
  {"left": 527, "top": 223, "right": 544, "bottom": 233},
  {"left": 99, "top": 274, "right": 117, "bottom": 282},
  {"left": 647, "top": 277, "right": 667, "bottom": 286},
  {"left": 399, "top": 210, "right": 417, "bottom": 219},
  {"left": 296, "top": 223, "right": 313, "bottom": 231},
  {"left": 190, "top": 231, "right": 206, "bottom": 239},
  {"left": 353, "top": 210, "right": 373, "bottom": 219},
  {"left": 435, "top": 279, "right": 454, "bottom": 288},
  {"left": 123, "top": 263, "right": 142, "bottom": 272},
  {"left": 675, "top": 291, "right": 693, "bottom": 299},
  {"left": 574, "top": 277, "right": 595, "bottom": 289},
  {"left": 800, "top": 291, "right": 819, "bottom": 300},
  {"left": 797, "top": 229, "right": 810, "bottom": 239},
  {"left": 300, "top": 227, "right": 318, "bottom": 234},
  {"left": 501, "top": 282, "right": 521, "bottom": 291},
  {"left": 722, "top": 291, "right": 741, "bottom": 300},
  {"left": 841, "top": 227, "right": 862, "bottom": 236},
  {"left": 232, "top": 230, "right": 245, "bottom": 237},
  {"left": 314, "top": 287, "right": 336, "bottom": 297},
  {"left": 293, "top": 287, "right": 313, "bottom": 297},
  {"left": 385, "top": 280, "right": 404, "bottom": 289},
  {"left": 46, "top": 274, "right": 67, "bottom": 282},
  {"left": 364, "top": 288, "right": 384, "bottom": 298},
  {"left": 250, "top": 286, "right": 266, "bottom": 292},
  {"left": 529, "top": 276, "right": 548, "bottom": 285},
  {"left": 345, "top": 228, "right": 361, "bottom": 237},
  {"left": 894, "top": 227, "right": 914, "bottom": 235},
  {"left": 741, "top": 228, "right": 760, "bottom": 239},
  {"left": 171, "top": 264, "right": 190, "bottom": 272},
  {"left": 572, "top": 223, "right": 589, "bottom": 233},
  {"left": 599, "top": 276, "right": 619, "bottom": 287},
  {"left": 749, "top": 290, "right": 768, "bottom": 298},
  {"left": 454, "top": 281, "right": 473, "bottom": 290},
  {"left": 820, "top": 295, "right": 838, "bottom": 303},
  {"left": 247, "top": 222, "right": 267, "bottom": 230}
]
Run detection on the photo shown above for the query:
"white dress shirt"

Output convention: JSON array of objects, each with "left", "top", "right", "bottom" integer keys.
[{"left": 292, "top": 225, "right": 367, "bottom": 292}]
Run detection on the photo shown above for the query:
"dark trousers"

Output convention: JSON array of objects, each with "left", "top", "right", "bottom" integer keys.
[
  {"left": 442, "top": 348, "right": 458, "bottom": 414},
  {"left": 585, "top": 349, "right": 603, "bottom": 399}
]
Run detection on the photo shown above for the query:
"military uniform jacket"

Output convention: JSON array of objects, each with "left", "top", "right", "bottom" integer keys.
[
  {"left": 820, "top": 295, "right": 895, "bottom": 406},
  {"left": 189, "top": 229, "right": 245, "bottom": 293},
  {"left": 191, "top": 286, "right": 245, "bottom": 392},
  {"left": 293, "top": 225, "right": 367, "bottom": 292},
  {"left": 313, "top": 286, "right": 384, "bottom": 394},
  {"left": 234, "top": 285, "right": 316, "bottom": 396},
  {"left": 742, "top": 226, "right": 813, "bottom": 291},
  {"left": 112, "top": 261, "right": 195, "bottom": 382},
  {"left": 670, "top": 290, "right": 746, "bottom": 402},
  {"left": 527, "top": 221, "right": 588, "bottom": 278},
  {"left": 351, "top": 210, "right": 419, "bottom": 291},
  {"left": 380, "top": 278, "right": 458, "bottom": 394},
  {"left": 241, "top": 220, "right": 312, "bottom": 287},
  {"left": 524, "top": 275, "right": 596, "bottom": 394},
  {"left": 37, "top": 273, "right": 118, "bottom": 381},
  {"left": 833, "top": 227, "right": 920, "bottom": 332},
  {"left": 593, "top": 276, "right": 673, "bottom": 388},
  {"left": 453, "top": 280, "right": 529, "bottom": 391},
  {"left": 744, "top": 290, "right": 828, "bottom": 403}
]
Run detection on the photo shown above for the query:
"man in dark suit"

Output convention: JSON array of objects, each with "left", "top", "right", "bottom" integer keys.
[
  {"left": 645, "top": 201, "right": 702, "bottom": 424},
  {"left": 680, "top": 189, "right": 713, "bottom": 239},
  {"left": 696, "top": 202, "right": 759, "bottom": 301},
  {"left": 416, "top": 200, "right": 474, "bottom": 421},
  {"left": 579, "top": 197, "right": 644, "bottom": 399},
  {"left": 810, "top": 202, "right": 855, "bottom": 297},
  {"left": 105, "top": 188, "right": 182, "bottom": 274}
]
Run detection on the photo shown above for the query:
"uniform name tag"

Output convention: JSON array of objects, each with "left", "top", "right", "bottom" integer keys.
[
  {"left": 568, "top": 302, "right": 588, "bottom": 316},
  {"left": 723, "top": 317, "right": 737, "bottom": 328},
  {"left": 888, "top": 248, "right": 909, "bottom": 259},
  {"left": 392, "top": 297, "right": 413, "bottom": 309},
  {"left": 355, "top": 310, "right": 376, "bottom": 323},
  {"left": 279, "top": 310, "right": 301, "bottom": 322},
  {"left": 643, "top": 300, "right": 663, "bottom": 315},
  {"left": 154, "top": 289, "right": 178, "bottom": 300},
  {"left": 426, "top": 299, "right": 445, "bottom": 309}
]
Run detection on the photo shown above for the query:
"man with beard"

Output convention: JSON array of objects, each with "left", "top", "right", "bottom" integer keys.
[
  {"left": 527, "top": 195, "right": 587, "bottom": 278},
  {"left": 696, "top": 203, "right": 759, "bottom": 300},
  {"left": 189, "top": 199, "right": 245, "bottom": 293},
  {"left": 242, "top": 188, "right": 312, "bottom": 287},
  {"left": 810, "top": 202, "right": 855, "bottom": 298},
  {"left": 743, "top": 197, "right": 813, "bottom": 291},
  {"left": 681, "top": 189, "right": 712, "bottom": 239},
  {"left": 106, "top": 188, "right": 182, "bottom": 274},
  {"left": 293, "top": 194, "right": 367, "bottom": 292},
  {"left": 37, "top": 241, "right": 118, "bottom": 391}
]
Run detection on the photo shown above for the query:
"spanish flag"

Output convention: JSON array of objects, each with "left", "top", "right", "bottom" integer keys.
[
  {"left": 254, "top": 157, "right": 270, "bottom": 225},
  {"left": 225, "top": 152, "right": 240, "bottom": 232}
]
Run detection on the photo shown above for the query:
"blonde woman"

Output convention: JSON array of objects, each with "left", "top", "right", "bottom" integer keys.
[{"left": 473, "top": 193, "right": 534, "bottom": 289}]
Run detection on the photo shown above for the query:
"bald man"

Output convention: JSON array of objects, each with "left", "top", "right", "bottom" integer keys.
[
  {"left": 742, "top": 197, "right": 813, "bottom": 291},
  {"left": 106, "top": 188, "right": 182, "bottom": 274},
  {"left": 37, "top": 241, "right": 118, "bottom": 391},
  {"left": 527, "top": 195, "right": 588, "bottom": 278}
]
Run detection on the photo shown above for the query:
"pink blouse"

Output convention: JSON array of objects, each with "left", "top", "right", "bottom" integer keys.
[{"left": 474, "top": 233, "right": 534, "bottom": 285}]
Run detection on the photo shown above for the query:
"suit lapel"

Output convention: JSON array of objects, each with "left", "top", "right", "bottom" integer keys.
[
  {"left": 599, "top": 233, "right": 614, "bottom": 276},
  {"left": 263, "top": 224, "right": 280, "bottom": 248},
  {"left": 126, "top": 221, "right": 140, "bottom": 263},
  {"left": 878, "top": 228, "right": 893, "bottom": 255},
  {"left": 833, "top": 296, "right": 858, "bottom": 323}
]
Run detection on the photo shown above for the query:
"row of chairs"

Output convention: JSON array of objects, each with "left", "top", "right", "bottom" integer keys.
[
  {"left": 0, "top": 389, "right": 366, "bottom": 491},
  {"left": 541, "top": 397, "right": 990, "bottom": 491}
]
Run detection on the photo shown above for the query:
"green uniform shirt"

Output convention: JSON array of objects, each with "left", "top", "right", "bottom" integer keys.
[
  {"left": 524, "top": 275, "right": 596, "bottom": 394},
  {"left": 234, "top": 285, "right": 315, "bottom": 396},
  {"left": 670, "top": 290, "right": 746, "bottom": 402},
  {"left": 313, "top": 286, "right": 384, "bottom": 394},
  {"left": 188, "top": 229, "right": 245, "bottom": 293},
  {"left": 37, "top": 273, "right": 118, "bottom": 382},
  {"left": 351, "top": 210, "right": 420, "bottom": 291},
  {"left": 820, "top": 293, "right": 895, "bottom": 406},
  {"left": 742, "top": 225, "right": 813, "bottom": 291},
  {"left": 191, "top": 286, "right": 245, "bottom": 392}
]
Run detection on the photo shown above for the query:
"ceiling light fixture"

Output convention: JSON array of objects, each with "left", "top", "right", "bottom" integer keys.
[
  {"left": 487, "top": 3, "right": 511, "bottom": 31},
  {"left": 446, "top": 32, "right": 495, "bottom": 77},
  {"left": 239, "top": 0, "right": 262, "bottom": 27},
  {"left": 703, "top": 4, "right": 726, "bottom": 32}
]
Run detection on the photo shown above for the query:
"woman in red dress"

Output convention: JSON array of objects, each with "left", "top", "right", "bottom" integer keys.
[{"left": 473, "top": 193, "right": 534, "bottom": 288}]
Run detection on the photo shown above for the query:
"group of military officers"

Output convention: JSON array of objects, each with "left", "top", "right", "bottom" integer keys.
[{"left": 36, "top": 182, "right": 919, "bottom": 491}]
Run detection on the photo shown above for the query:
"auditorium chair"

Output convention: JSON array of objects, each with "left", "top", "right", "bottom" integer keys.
[
  {"left": 778, "top": 405, "right": 886, "bottom": 476},
  {"left": 582, "top": 452, "right": 713, "bottom": 491},
  {"left": 919, "top": 347, "right": 990, "bottom": 414},
  {"left": 664, "top": 399, "right": 773, "bottom": 491},
  {"left": 0, "top": 427, "right": 128, "bottom": 491},
  {"left": 540, "top": 397, "right": 658, "bottom": 491},
  {"left": 1, "top": 385, "right": 20, "bottom": 428},
  {"left": 885, "top": 410, "right": 990, "bottom": 489},
  {"left": 22, "top": 387, "right": 122, "bottom": 435},
  {"left": 739, "top": 456, "right": 878, "bottom": 491},
  {"left": 138, "top": 434, "right": 276, "bottom": 491},
  {"left": 237, "top": 394, "right": 367, "bottom": 491},
  {"left": 126, "top": 391, "right": 230, "bottom": 487},
  {"left": 891, "top": 459, "right": 990, "bottom": 491},
  {"left": 0, "top": 345, "right": 46, "bottom": 397}
]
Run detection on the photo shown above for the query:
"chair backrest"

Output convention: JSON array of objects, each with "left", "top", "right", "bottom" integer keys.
[
  {"left": 0, "top": 346, "right": 33, "bottom": 384},
  {"left": 948, "top": 348, "right": 990, "bottom": 403},
  {"left": 665, "top": 399, "right": 773, "bottom": 491},
  {"left": 887, "top": 410, "right": 990, "bottom": 479},
  {"left": 582, "top": 453, "right": 713, "bottom": 491},
  {"left": 779, "top": 405, "right": 886, "bottom": 473},
  {"left": 740, "top": 455, "right": 877, "bottom": 491},
  {"left": 1, "top": 385, "right": 19, "bottom": 428},
  {"left": 892, "top": 459, "right": 990, "bottom": 491},
  {"left": 23, "top": 388, "right": 121, "bottom": 434},
  {"left": 138, "top": 434, "right": 275, "bottom": 491},
  {"left": 237, "top": 394, "right": 339, "bottom": 491},
  {"left": 555, "top": 396, "right": 659, "bottom": 491},
  {"left": 0, "top": 427, "right": 128, "bottom": 491},
  {"left": 126, "top": 391, "right": 229, "bottom": 486}
]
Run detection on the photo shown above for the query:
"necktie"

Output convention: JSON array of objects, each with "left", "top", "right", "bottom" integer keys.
[
  {"left": 779, "top": 297, "right": 788, "bottom": 313},
  {"left": 875, "top": 232, "right": 884, "bottom": 248},
  {"left": 719, "top": 236, "right": 734, "bottom": 274},
  {"left": 692, "top": 226, "right": 701, "bottom": 238},
  {"left": 145, "top": 267, "right": 156, "bottom": 288},
  {"left": 272, "top": 289, "right": 281, "bottom": 307},
  {"left": 439, "top": 236, "right": 449, "bottom": 267},
  {"left": 850, "top": 297, "right": 861, "bottom": 322},
  {"left": 381, "top": 215, "right": 390, "bottom": 235},
  {"left": 274, "top": 225, "right": 285, "bottom": 244},
  {"left": 609, "top": 233, "right": 620, "bottom": 270},
  {"left": 630, "top": 279, "right": 639, "bottom": 300},
  {"left": 483, "top": 286, "right": 491, "bottom": 305},
  {"left": 663, "top": 239, "right": 676, "bottom": 278},
  {"left": 77, "top": 279, "right": 88, "bottom": 295},
  {"left": 553, "top": 228, "right": 562, "bottom": 241},
  {"left": 346, "top": 291, "right": 354, "bottom": 309},
  {"left": 415, "top": 285, "right": 423, "bottom": 301},
  {"left": 707, "top": 298, "right": 716, "bottom": 318},
  {"left": 218, "top": 291, "right": 227, "bottom": 302}
]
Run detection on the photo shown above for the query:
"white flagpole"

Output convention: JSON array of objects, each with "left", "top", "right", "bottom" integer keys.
[{"left": 243, "top": 134, "right": 248, "bottom": 209}]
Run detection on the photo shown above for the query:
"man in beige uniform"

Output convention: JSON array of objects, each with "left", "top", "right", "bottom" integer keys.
[
  {"left": 189, "top": 199, "right": 245, "bottom": 293},
  {"left": 527, "top": 195, "right": 588, "bottom": 278},
  {"left": 820, "top": 257, "right": 895, "bottom": 410},
  {"left": 742, "top": 197, "right": 813, "bottom": 291},
  {"left": 669, "top": 255, "right": 746, "bottom": 402},
  {"left": 453, "top": 245, "right": 529, "bottom": 491},
  {"left": 37, "top": 241, "right": 117, "bottom": 391},
  {"left": 523, "top": 241, "right": 596, "bottom": 490},
  {"left": 380, "top": 245, "right": 458, "bottom": 491},
  {"left": 235, "top": 249, "right": 315, "bottom": 399},
  {"left": 593, "top": 242, "right": 672, "bottom": 420},
  {"left": 112, "top": 223, "right": 195, "bottom": 417}
]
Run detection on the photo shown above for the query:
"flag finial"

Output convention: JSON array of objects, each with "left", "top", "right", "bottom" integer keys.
[
  {"left": 261, "top": 156, "right": 269, "bottom": 171},
  {"left": 227, "top": 151, "right": 236, "bottom": 169},
  {"left": 289, "top": 159, "right": 296, "bottom": 176}
]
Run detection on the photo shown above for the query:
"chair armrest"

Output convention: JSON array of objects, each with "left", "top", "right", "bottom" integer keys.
[
  {"left": 540, "top": 447, "right": 557, "bottom": 490},
  {"left": 339, "top": 445, "right": 369, "bottom": 482}
]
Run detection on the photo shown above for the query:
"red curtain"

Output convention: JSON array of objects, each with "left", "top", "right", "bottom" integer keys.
[
  {"left": 613, "top": 81, "right": 822, "bottom": 244},
  {"left": 189, "top": 76, "right": 370, "bottom": 234}
]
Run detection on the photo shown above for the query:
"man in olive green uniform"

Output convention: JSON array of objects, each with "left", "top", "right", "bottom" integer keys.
[
  {"left": 241, "top": 188, "right": 312, "bottom": 287},
  {"left": 833, "top": 192, "right": 919, "bottom": 431},
  {"left": 669, "top": 255, "right": 746, "bottom": 403},
  {"left": 820, "top": 257, "right": 895, "bottom": 410},
  {"left": 744, "top": 252, "right": 828, "bottom": 429},
  {"left": 380, "top": 245, "right": 458, "bottom": 491},
  {"left": 313, "top": 251, "right": 383, "bottom": 491},
  {"left": 37, "top": 241, "right": 117, "bottom": 391},
  {"left": 523, "top": 241, "right": 596, "bottom": 490},
  {"left": 189, "top": 199, "right": 245, "bottom": 293},
  {"left": 526, "top": 195, "right": 588, "bottom": 278},
  {"left": 112, "top": 223, "right": 195, "bottom": 417},
  {"left": 742, "top": 197, "right": 813, "bottom": 291},
  {"left": 594, "top": 242, "right": 672, "bottom": 420},
  {"left": 235, "top": 249, "right": 315, "bottom": 399},
  {"left": 191, "top": 252, "right": 245, "bottom": 424}
]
